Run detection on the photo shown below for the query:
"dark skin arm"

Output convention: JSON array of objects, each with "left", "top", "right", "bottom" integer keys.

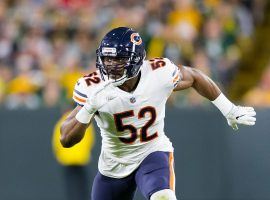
[
  {"left": 60, "top": 66, "right": 220, "bottom": 147},
  {"left": 174, "top": 65, "right": 221, "bottom": 101},
  {"left": 60, "top": 106, "right": 90, "bottom": 148}
]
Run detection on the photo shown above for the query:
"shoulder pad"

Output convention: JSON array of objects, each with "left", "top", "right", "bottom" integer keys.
[
  {"left": 73, "top": 77, "right": 88, "bottom": 106},
  {"left": 72, "top": 71, "right": 103, "bottom": 106},
  {"left": 147, "top": 57, "right": 182, "bottom": 88}
]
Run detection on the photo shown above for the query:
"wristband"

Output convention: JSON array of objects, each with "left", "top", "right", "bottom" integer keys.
[
  {"left": 211, "top": 93, "right": 234, "bottom": 116},
  {"left": 75, "top": 107, "right": 94, "bottom": 124}
]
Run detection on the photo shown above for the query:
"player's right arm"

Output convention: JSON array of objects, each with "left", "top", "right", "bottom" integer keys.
[
  {"left": 60, "top": 76, "right": 93, "bottom": 148},
  {"left": 60, "top": 75, "right": 117, "bottom": 148},
  {"left": 60, "top": 105, "right": 89, "bottom": 148}
]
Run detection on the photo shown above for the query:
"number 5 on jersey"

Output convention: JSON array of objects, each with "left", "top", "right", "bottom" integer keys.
[{"left": 113, "top": 106, "right": 158, "bottom": 144}]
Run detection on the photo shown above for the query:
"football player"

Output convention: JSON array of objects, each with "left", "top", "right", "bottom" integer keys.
[{"left": 60, "top": 27, "right": 256, "bottom": 200}]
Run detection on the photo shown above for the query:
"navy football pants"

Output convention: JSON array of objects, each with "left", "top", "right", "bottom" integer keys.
[{"left": 91, "top": 151, "right": 175, "bottom": 200}]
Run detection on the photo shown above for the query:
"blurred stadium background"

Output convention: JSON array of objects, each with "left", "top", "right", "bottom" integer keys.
[{"left": 0, "top": 0, "right": 270, "bottom": 200}]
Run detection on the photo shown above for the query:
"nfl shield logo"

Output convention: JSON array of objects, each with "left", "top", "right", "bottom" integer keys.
[{"left": 130, "top": 97, "right": 136, "bottom": 103}]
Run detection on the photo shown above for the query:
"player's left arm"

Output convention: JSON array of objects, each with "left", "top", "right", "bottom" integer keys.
[
  {"left": 173, "top": 65, "right": 256, "bottom": 130},
  {"left": 173, "top": 65, "right": 220, "bottom": 100}
]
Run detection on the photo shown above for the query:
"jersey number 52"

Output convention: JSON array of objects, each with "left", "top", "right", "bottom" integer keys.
[{"left": 113, "top": 106, "right": 158, "bottom": 144}]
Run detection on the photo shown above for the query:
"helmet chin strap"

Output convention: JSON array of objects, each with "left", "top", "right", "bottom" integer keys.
[
  {"left": 111, "top": 76, "right": 127, "bottom": 87},
  {"left": 110, "top": 70, "right": 128, "bottom": 87},
  {"left": 110, "top": 67, "right": 142, "bottom": 87}
]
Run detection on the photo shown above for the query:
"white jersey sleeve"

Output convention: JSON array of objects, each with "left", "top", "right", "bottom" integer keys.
[
  {"left": 72, "top": 77, "right": 88, "bottom": 106},
  {"left": 162, "top": 58, "right": 182, "bottom": 89},
  {"left": 72, "top": 71, "right": 106, "bottom": 106},
  {"left": 148, "top": 57, "right": 182, "bottom": 90}
]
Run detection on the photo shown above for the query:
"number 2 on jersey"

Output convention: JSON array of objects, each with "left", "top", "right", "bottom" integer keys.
[
  {"left": 83, "top": 72, "right": 101, "bottom": 86},
  {"left": 113, "top": 106, "right": 158, "bottom": 144}
]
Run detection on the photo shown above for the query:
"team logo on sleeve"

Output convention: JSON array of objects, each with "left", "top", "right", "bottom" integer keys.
[{"left": 130, "top": 33, "right": 142, "bottom": 45}]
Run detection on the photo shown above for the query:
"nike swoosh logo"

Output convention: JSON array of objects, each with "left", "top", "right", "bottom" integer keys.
[{"left": 236, "top": 114, "right": 245, "bottom": 120}]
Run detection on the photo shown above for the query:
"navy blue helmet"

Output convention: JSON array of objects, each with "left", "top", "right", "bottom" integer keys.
[{"left": 96, "top": 27, "right": 145, "bottom": 86}]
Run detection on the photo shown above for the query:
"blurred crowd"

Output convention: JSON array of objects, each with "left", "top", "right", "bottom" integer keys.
[{"left": 0, "top": 0, "right": 268, "bottom": 109}]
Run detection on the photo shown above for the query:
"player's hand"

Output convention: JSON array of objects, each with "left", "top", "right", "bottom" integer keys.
[
  {"left": 226, "top": 106, "right": 256, "bottom": 130},
  {"left": 84, "top": 81, "right": 117, "bottom": 114}
]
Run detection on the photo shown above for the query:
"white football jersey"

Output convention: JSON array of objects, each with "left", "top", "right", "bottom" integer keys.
[{"left": 73, "top": 58, "right": 182, "bottom": 178}]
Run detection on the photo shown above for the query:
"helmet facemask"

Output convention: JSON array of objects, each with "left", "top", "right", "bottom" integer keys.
[
  {"left": 96, "top": 27, "right": 146, "bottom": 86},
  {"left": 97, "top": 50, "right": 144, "bottom": 87},
  {"left": 101, "top": 56, "right": 130, "bottom": 86}
]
